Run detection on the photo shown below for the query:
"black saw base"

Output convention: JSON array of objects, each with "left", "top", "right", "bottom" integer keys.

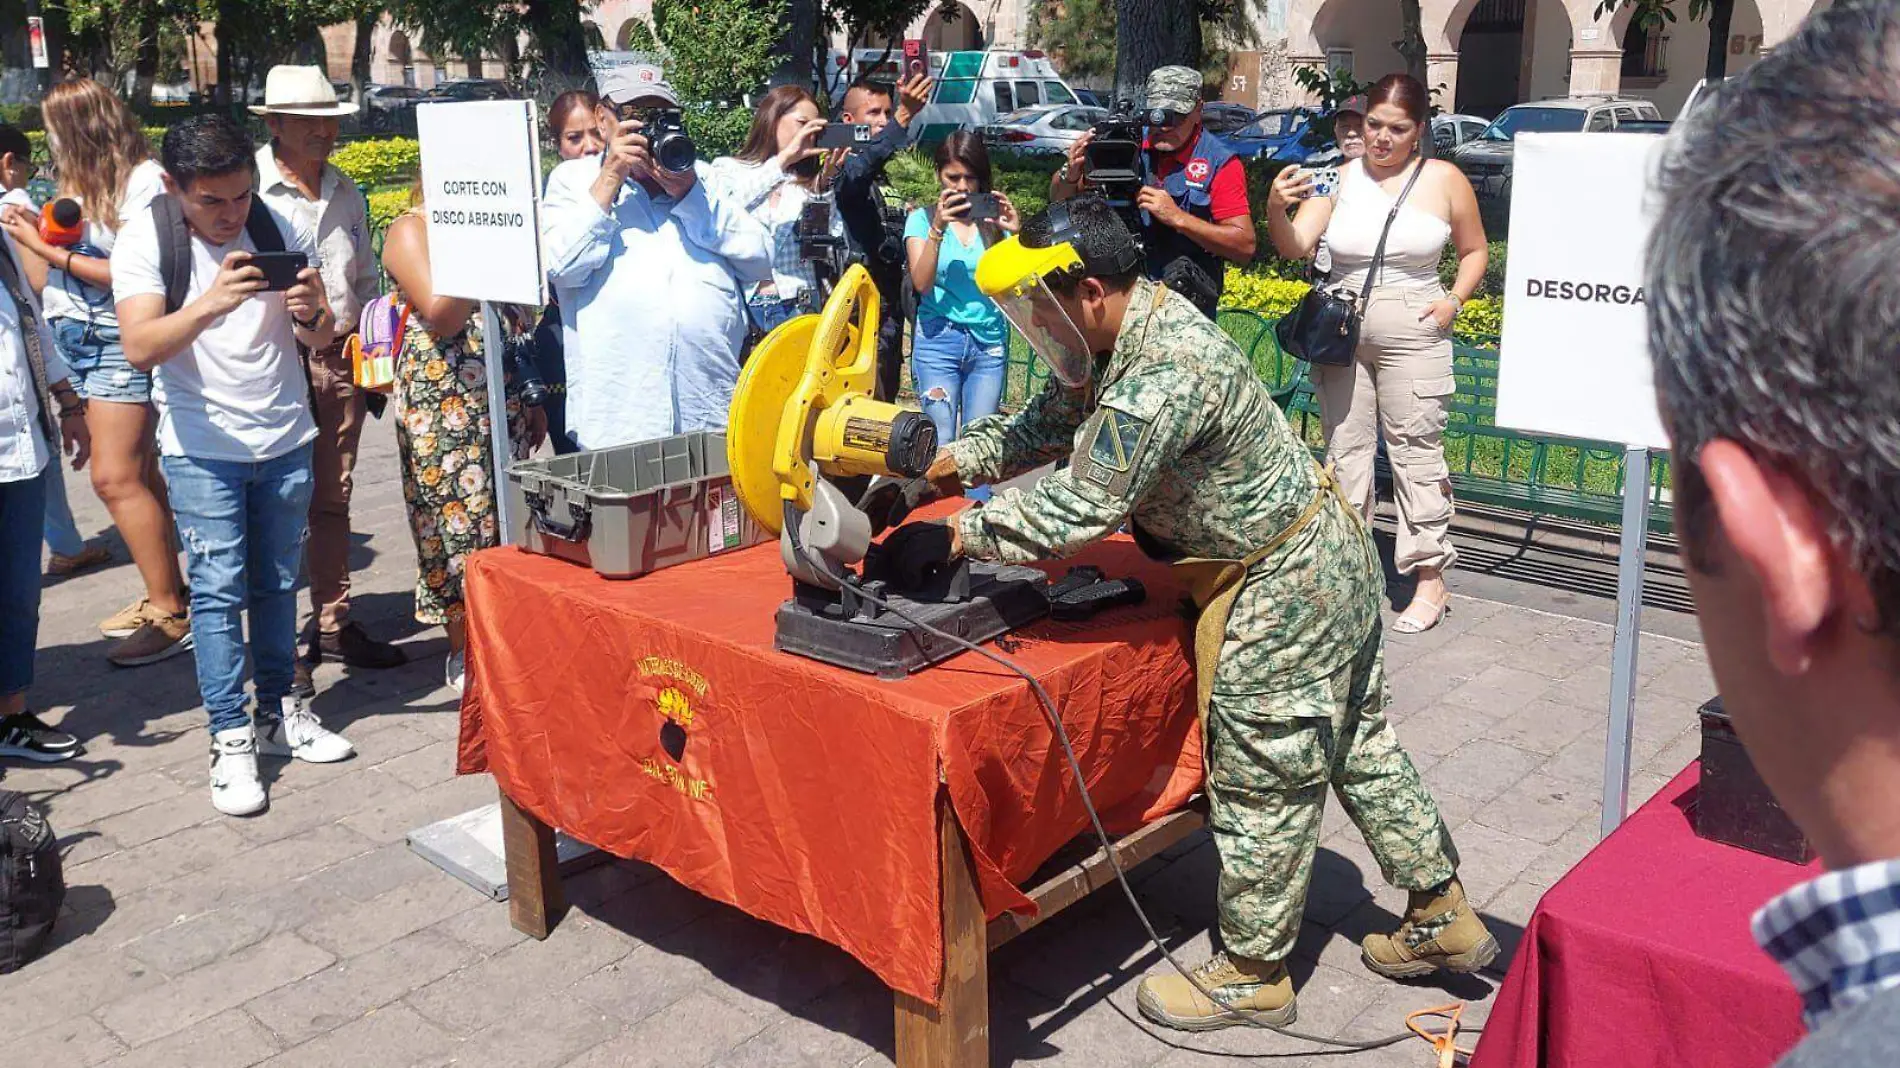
[{"left": 774, "top": 561, "right": 1050, "bottom": 679}]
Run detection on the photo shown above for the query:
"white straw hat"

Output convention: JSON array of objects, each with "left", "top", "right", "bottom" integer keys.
[{"left": 249, "top": 65, "right": 358, "bottom": 117}]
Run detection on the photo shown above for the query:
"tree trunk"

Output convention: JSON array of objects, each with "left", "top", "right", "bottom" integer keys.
[
  {"left": 351, "top": 12, "right": 376, "bottom": 105},
  {"left": 1113, "top": 0, "right": 1200, "bottom": 106},
  {"left": 521, "top": 0, "right": 590, "bottom": 92},
  {"left": 214, "top": 0, "right": 236, "bottom": 109},
  {"left": 777, "top": 0, "right": 818, "bottom": 90},
  {"left": 1396, "top": 0, "right": 1428, "bottom": 85},
  {"left": 131, "top": 4, "right": 161, "bottom": 111},
  {"left": 1703, "top": 0, "right": 1735, "bottom": 82}
]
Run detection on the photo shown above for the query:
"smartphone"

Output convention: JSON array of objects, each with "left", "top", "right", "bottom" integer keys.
[
  {"left": 961, "top": 191, "right": 1001, "bottom": 223},
  {"left": 816, "top": 123, "right": 873, "bottom": 149},
  {"left": 1308, "top": 167, "right": 1339, "bottom": 199},
  {"left": 249, "top": 251, "right": 310, "bottom": 292},
  {"left": 902, "top": 38, "right": 930, "bottom": 81}
]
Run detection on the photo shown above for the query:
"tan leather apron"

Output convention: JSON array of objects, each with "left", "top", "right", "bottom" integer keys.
[{"left": 1171, "top": 463, "right": 1357, "bottom": 729}]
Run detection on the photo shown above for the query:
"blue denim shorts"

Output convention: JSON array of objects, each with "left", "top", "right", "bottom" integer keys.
[{"left": 51, "top": 317, "right": 151, "bottom": 404}]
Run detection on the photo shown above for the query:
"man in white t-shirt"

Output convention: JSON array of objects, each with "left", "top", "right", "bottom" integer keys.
[{"left": 113, "top": 114, "right": 354, "bottom": 817}]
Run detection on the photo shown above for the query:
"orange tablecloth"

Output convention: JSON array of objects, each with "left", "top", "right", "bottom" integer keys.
[{"left": 458, "top": 523, "right": 1201, "bottom": 1005}]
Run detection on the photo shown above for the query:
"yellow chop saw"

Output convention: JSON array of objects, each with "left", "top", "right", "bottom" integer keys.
[{"left": 726, "top": 265, "right": 1051, "bottom": 678}]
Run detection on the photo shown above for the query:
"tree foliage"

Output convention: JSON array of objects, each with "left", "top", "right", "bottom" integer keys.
[
  {"left": 1594, "top": 0, "right": 1739, "bottom": 82},
  {"left": 1028, "top": 0, "right": 1117, "bottom": 85},
  {"left": 386, "top": 0, "right": 594, "bottom": 96}
]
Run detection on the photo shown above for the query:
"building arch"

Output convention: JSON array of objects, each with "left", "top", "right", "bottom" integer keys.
[{"left": 922, "top": 2, "right": 985, "bottom": 52}]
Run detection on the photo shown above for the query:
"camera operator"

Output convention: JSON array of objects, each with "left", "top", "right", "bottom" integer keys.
[
  {"left": 541, "top": 63, "right": 773, "bottom": 450},
  {"left": 1050, "top": 66, "right": 1255, "bottom": 316},
  {"left": 832, "top": 73, "right": 932, "bottom": 401}
]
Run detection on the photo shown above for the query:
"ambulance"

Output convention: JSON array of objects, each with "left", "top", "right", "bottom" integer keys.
[{"left": 834, "top": 49, "right": 1085, "bottom": 148}]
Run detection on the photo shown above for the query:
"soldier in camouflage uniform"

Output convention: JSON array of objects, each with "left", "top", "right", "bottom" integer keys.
[{"left": 875, "top": 197, "right": 1497, "bottom": 1030}]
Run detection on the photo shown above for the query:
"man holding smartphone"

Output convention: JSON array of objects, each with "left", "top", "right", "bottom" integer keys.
[
  {"left": 832, "top": 73, "right": 932, "bottom": 401},
  {"left": 114, "top": 114, "right": 354, "bottom": 818},
  {"left": 252, "top": 65, "right": 408, "bottom": 693}
]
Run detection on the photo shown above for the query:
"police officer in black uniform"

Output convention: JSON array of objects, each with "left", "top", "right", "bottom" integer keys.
[{"left": 1050, "top": 65, "right": 1257, "bottom": 316}]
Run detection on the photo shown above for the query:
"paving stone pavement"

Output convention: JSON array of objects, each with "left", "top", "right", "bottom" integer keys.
[{"left": 5, "top": 425, "right": 1718, "bottom": 1068}]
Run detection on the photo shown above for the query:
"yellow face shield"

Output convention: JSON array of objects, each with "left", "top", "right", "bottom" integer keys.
[{"left": 976, "top": 235, "right": 1095, "bottom": 388}]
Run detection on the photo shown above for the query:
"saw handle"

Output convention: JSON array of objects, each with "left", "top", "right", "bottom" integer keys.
[{"left": 811, "top": 263, "right": 880, "bottom": 382}]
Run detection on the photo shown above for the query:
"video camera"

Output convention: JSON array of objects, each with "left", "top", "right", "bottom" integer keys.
[
  {"left": 1084, "top": 100, "right": 1151, "bottom": 247},
  {"left": 617, "top": 102, "right": 697, "bottom": 174},
  {"left": 795, "top": 196, "right": 854, "bottom": 310}
]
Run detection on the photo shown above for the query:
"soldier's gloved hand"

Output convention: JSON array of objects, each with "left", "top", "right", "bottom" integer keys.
[
  {"left": 858, "top": 476, "right": 939, "bottom": 536},
  {"left": 881, "top": 521, "right": 957, "bottom": 591}
]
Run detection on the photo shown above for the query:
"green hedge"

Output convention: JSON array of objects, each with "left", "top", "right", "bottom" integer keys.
[
  {"left": 1221, "top": 266, "right": 1504, "bottom": 342},
  {"left": 331, "top": 138, "right": 421, "bottom": 188}
]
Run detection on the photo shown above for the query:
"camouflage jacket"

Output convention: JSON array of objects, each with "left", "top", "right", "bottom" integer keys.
[{"left": 946, "top": 280, "right": 1383, "bottom": 697}]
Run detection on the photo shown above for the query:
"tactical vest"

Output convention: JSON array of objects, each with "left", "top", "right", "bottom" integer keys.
[{"left": 1145, "top": 128, "right": 1238, "bottom": 305}]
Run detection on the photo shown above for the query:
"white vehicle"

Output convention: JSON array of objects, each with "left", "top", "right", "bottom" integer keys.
[
  {"left": 903, "top": 51, "right": 1083, "bottom": 147},
  {"left": 980, "top": 105, "right": 1108, "bottom": 155}
]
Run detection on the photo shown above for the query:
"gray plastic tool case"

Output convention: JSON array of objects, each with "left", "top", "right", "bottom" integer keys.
[{"left": 505, "top": 431, "right": 765, "bottom": 579}]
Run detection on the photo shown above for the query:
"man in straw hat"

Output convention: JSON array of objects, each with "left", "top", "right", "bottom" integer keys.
[{"left": 250, "top": 65, "right": 408, "bottom": 694}]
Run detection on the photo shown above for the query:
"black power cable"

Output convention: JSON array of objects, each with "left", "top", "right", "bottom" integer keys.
[{"left": 830, "top": 568, "right": 1453, "bottom": 1055}]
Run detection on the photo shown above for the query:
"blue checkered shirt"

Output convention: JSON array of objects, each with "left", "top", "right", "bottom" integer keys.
[{"left": 1753, "top": 859, "right": 1900, "bottom": 1028}]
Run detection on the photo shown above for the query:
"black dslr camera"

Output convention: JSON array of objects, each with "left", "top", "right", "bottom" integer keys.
[
  {"left": 618, "top": 102, "right": 697, "bottom": 174},
  {"left": 1085, "top": 99, "right": 1150, "bottom": 245}
]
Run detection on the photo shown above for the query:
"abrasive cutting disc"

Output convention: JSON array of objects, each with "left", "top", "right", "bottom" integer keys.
[{"left": 726, "top": 315, "right": 819, "bottom": 536}]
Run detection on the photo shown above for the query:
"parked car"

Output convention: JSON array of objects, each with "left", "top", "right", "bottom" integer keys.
[
  {"left": 1616, "top": 119, "right": 1672, "bottom": 134},
  {"left": 426, "top": 79, "right": 514, "bottom": 102},
  {"left": 1072, "top": 87, "right": 1106, "bottom": 108},
  {"left": 1431, "top": 113, "right": 1490, "bottom": 155},
  {"left": 1225, "top": 107, "right": 1319, "bottom": 161},
  {"left": 364, "top": 84, "right": 427, "bottom": 132},
  {"left": 1200, "top": 101, "right": 1258, "bottom": 135},
  {"left": 1452, "top": 97, "right": 1664, "bottom": 197},
  {"left": 980, "top": 104, "right": 1106, "bottom": 155}
]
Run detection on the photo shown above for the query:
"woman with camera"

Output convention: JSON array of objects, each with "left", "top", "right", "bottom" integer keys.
[
  {"left": 1265, "top": 74, "right": 1487, "bottom": 633},
  {"left": 381, "top": 187, "right": 545, "bottom": 692},
  {"left": 706, "top": 86, "right": 840, "bottom": 334},
  {"left": 0, "top": 79, "right": 189, "bottom": 666},
  {"left": 903, "top": 132, "right": 1019, "bottom": 449}
]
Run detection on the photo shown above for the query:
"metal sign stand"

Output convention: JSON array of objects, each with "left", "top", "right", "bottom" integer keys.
[
  {"left": 1599, "top": 445, "right": 1653, "bottom": 837},
  {"left": 407, "top": 299, "right": 605, "bottom": 899},
  {"left": 481, "top": 301, "right": 515, "bottom": 543}
]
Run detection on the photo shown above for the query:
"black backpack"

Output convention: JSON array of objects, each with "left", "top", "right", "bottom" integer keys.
[
  {"left": 0, "top": 790, "right": 63, "bottom": 974},
  {"left": 151, "top": 193, "right": 287, "bottom": 314}
]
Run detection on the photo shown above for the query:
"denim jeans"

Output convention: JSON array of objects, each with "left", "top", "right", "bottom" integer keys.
[
  {"left": 0, "top": 468, "right": 47, "bottom": 698},
  {"left": 41, "top": 461, "right": 85, "bottom": 558},
  {"left": 911, "top": 316, "right": 1006, "bottom": 444},
  {"left": 162, "top": 445, "right": 315, "bottom": 733},
  {"left": 50, "top": 318, "right": 151, "bottom": 404}
]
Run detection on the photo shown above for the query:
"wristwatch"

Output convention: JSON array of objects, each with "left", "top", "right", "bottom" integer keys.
[{"left": 292, "top": 308, "right": 325, "bottom": 331}]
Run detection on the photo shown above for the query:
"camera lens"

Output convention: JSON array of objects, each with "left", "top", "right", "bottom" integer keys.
[{"left": 655, "top": 132, "right": 697, "bottom": 174}]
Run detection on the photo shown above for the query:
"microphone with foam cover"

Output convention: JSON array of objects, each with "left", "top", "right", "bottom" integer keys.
[{"left": 40, "top": 198, "right": 85, "bottom": 248}]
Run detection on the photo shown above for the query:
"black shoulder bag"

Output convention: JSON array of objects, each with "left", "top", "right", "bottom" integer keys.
[{"left": 1275, "top": 159, "right": 1425, "bottom": 368}]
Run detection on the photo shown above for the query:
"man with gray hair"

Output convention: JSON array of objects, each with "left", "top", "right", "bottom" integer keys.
[{"left": 1647, "top": 1, "right": 1900, "bottom": 1063}]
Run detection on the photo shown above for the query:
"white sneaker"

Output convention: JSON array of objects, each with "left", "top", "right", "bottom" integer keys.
[
  {"left": 446, "top": 650, "right": 465, "bottom": 695},
  {"left": 209, "top": 726, "right": 267, "bottom": 816},
  {"left": 256, "top": 696, "right": 355, "bottom": 764}
]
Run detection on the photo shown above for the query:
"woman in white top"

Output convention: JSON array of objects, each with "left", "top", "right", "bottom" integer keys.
[
  {"left": 0, "top": 79, "right": 189, "bottom": 663},
  {"left": 1266, "top": 74, "right": 1487, "bottom": 633},
  {"left": 706, "top": 85, "right": 839, "bottom": 336}
]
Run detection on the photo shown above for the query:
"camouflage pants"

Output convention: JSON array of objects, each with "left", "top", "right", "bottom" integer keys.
[{"left": 1207, "top": 624, "right": 1459, "bottom": 962}]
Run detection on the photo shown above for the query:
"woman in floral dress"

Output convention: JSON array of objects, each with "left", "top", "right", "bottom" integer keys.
[{"left": 380, "top": 205, "right": 545, "bottom": 691}]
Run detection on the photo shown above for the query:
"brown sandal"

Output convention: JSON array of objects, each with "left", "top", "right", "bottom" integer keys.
[{"left": 47, "top": 544, "right": 111, "bottom": 577}]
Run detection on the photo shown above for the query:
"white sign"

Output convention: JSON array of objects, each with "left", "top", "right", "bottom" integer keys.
[
  {"left": 588, "top": 50, "right": 661, "bottom": 76},
  {"left": 1495, "top": 133, "right": 1671, "bottom": 451},
  {"left": 416, "top": 100, "right": 545, "bottom": 306},
  {"left": 27, "top": 17, "right": 48, "bottom": 69}
]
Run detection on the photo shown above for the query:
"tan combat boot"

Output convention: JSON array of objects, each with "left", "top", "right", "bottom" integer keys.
[
  {"left": 1136, "top": 951, "right": 1296, "bottom": 1031},
  {"left": 1361, "top": 878, "right": 1500, "bottom": 979}
]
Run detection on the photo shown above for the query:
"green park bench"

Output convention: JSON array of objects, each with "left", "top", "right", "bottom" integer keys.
[{"left": 1005, "top": 309, "right": 1674, "bottom": 536}]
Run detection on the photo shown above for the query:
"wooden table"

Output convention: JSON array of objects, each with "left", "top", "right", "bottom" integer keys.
[
  {"left": 500, "top": 789, "right": 1205, "bottom": 1067},
  {"left": 459, "top": 537, "right": 1203, "bottom": 1067}
]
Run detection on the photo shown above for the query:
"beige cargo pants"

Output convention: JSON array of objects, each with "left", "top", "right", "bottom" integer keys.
[{"left": 1311, "top": 287, "right": 1458, "bottom": 576}]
